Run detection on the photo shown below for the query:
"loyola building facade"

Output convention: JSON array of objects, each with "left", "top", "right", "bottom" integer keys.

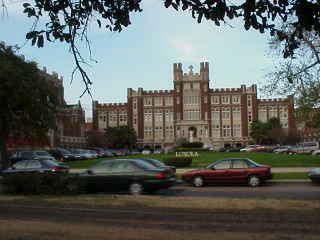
[{"left": 93, "top": 62, "right": 294, "bottom": 149}]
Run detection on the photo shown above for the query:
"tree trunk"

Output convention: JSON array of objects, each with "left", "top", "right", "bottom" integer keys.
[{"left": 0, "top": 134, "right": 9, "bottom": 170}]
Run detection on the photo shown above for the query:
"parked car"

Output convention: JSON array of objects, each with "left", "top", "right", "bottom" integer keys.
[
  {"left": 308, "top": 168, "right": 320, "bottom": 183},
  {"left": 1, "top": 159, "right": 69, "bottom": 174},
  {"left": 103, "top": 149, "right": 115, "bottom": 157},
  {"left": 273, "top": 145, "right": 296, "bottom": 154},
  {"left": 292, "top": 142, "right": 320, "bottom": 154},
  {"left": 69, "top": 149, "right": 88, "bottom": 160},
  {"left": 153, "top": 149, "right": 164, "bottom": 154},
  {"left": 239, "top": 145, "right": 261, "bottom": 152},
  {"left": 48, "top": 148, "right": 75, "bottom": 162},
  {"left": 182, "top": 158, "right": 273, "bottom": 187},
  {"left": 142, "top": 149, "right": 152, "bottom": 155},
  {"left": 10, "top": 150, "right": 56, "bottom": 163},
  {"left": 138, "top": 158, "right": 176, "bottom": 174},
  {"left": 79, "top": 159, "right": 176, "bottom": 195},
  {"left": 312, "top": 150, "right": 320, "bottom": 156}
]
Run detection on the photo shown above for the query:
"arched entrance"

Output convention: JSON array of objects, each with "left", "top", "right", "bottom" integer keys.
[{"left": 188, "top": 127, "right": 197, "bottom": 142}]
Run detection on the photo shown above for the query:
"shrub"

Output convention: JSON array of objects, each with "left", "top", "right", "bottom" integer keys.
[
  {"left": 181, "top": 142, "right": 203, "bottom": 148},
  {"left": 163, "top": 157, "right": 193, "bottom": 168},
  {"left": 0, "top": 173, "right": 81, "bottom": 195},
  {"left": 175, "top": 147, "right": 208, "bottom": 152}
]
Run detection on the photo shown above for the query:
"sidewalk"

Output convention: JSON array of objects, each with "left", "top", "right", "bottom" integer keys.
[{"left": 71, "top": 167, "right": 311, "bottom": 174}]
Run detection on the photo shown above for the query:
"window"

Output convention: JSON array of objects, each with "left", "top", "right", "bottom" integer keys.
[
  {"left": 269, "top": 107, "right": 278, "bottom": 118},
  {"left": 26, "top": 160, "right": 42, "bottom": 169},
  {"left": 222, "top": 108, "right": 230, "bottom": 120},
  {"left": 232, "top": 160, "right": 248, "bottom": 169},
  {"left": 144, "top": 110, "right": 152, "bottom": 122},
  {"left": 232, "top": 108, "right": 240, "bottom": 120},
  {"left": 247, "top": 95, "right": 251, "bottom": 106},
  {"left": 223, "top": 125, "right": 231, "bottom": 137},
  {"left": 213, "top": 160, "right": 231, "bottom": 170},
  {"left": 211, "top": 96, "right": 219, "bottom": 104},
  {"left": 212, "top": 109, "right": 220, "bottom": 120},
  {"left": 193, "top": 83, "right": 200, "bottom": 89},
  {"left": 232, "top": 95, "right": 240, "bottom": 104},
  {"left": 144, "top": 97, "right": 152, "bottom": 106},
  {"left": 212, "top": 125, "right": 220, "bottom": 137},
  {"left": 233, "top": 124, "right": 241, "bottom": 137},
  {"left": 221, "top": 96, "right": 230, "bottom": 104},
  {"left": 184, "top": 83, "right": 191, "bottom": 89},
  {"left": 154, "top": 97, "right": 162, "bottom": 106},
  {"left": 165, "top": 97, "right": 173, "bottom": 106},
  {"left": 258, "top": 107, "right": 267, "bottom": 122},
  {"left": 248, "top": 111, "right": 252, "bottom": 122}
]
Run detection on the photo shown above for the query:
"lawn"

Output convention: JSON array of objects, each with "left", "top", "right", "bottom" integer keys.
[{"left": 65, "top": 152, "right": 320, "bottom": 169}]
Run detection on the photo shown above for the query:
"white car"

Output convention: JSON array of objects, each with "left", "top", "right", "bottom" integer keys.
[
  {"left": 142, "top": 149, "right": 152, "bottom": 155},
  {"left": 240, "top": 145, "right": 260, "bottom": 152},
  {"left": 312, "top": 150, "right": 320, "bottom": 156}
]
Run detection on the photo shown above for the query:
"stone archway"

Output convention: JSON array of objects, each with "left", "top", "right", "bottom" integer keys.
[{"left": 188, "top": 126, "right": 197, "bottom": 142}]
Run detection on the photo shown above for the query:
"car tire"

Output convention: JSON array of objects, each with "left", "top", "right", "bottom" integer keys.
[
  {"left": 192, "top": 175, "right": 204, "bottom": 187},
  {"left": 247, "top": 175, "right": 261, "bottom": 187},
  {"left": 129, "top": 182, "right": 144, "bottom": 195}
]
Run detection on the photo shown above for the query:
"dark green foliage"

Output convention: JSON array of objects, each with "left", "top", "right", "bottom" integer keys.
[
  {"left": 181, "top": 142, "right": 203, "bottom": 148},
  {"left": 163, "top": 157, "right": 192, "bottom": 168},
  {"left": 250, "top": 118, "right": 286, "bottom": 144},
  {"left": 104, "top": 126, "right": 137, "bottom": 149},
  {"left": 0, "top": 43, "right": 59, "bottom": 169},
  {"left": 0, "top": 173, "right": 81, "bottom": 195},
  {"left": 175, "top": 147, "right": 207, "bottom": 152}
]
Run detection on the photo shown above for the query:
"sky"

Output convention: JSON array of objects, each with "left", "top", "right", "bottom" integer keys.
[{"left": 1, "top": 0, "right": 279, "bottom": 119}]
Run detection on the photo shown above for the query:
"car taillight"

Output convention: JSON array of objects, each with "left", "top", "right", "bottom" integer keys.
[{"left": 155, "top": 173, "right": 168, "bottom": 179}]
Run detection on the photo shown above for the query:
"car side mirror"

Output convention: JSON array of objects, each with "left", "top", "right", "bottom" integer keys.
[
  {"left": 210, "top": 166, "right": 215, "bottom": 170},
  {"left": 11, "top": 166, "right": 16, "bottom": 170},
  {"left": 87, "top": 169, "right": 93, "bottom": 175}
]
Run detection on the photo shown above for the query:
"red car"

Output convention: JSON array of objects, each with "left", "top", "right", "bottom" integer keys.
[{"left": 182, "top": 158, "right": 273, "bottom": 187}]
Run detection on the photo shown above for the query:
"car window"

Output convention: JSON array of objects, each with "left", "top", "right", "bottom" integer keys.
[
  {"left": 232, "top": 160, "right": 249, "bottom": 169},
  {"left": 13, "top": 161, "right": 28, "bottom": 169},
  {"left": 91, "top": 161, "right": 114, "bottom": 174},
  {"left": 111, "top": 162, "right": 138, "bottom": 173},
  {"left": 35, "top": 151, "right": 50, "bottom": 156},
  {"left": 213, "top": 160, "right": 231, "bottom": 170},
  {"left": 25, "top": 160, "right": 42, "bottom": 169},
  {"left": 21, "top": 152, "right": 34, "bottom": 159},
  {"left": 43, "top": 160, "right": 60, "bottom": 167}
]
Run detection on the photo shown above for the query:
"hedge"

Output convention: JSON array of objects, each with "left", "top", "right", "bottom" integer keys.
[
  {"left": 0, "top": 173, "right": 81, "bottom": 195},
  {"left": 181, "top": 142, "right": 203, "bottom": 148},
  {"left": 175, "top": 147, "right": 208, "bottom": 152},
  {"left": 163, "top": 157, "right": 193, "bottom": 168}
]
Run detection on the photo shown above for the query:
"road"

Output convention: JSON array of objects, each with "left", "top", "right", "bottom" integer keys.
[
  {"left": 0, "top": 200, "right": 319, "bottom": 240},
  {"left": 156, "top": 181, "right": 320, "bottom": 199}
]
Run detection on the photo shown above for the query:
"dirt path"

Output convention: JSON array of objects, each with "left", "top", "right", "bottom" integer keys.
[{"left": 0, "top": 203, "right": 319, "bottom": 240}]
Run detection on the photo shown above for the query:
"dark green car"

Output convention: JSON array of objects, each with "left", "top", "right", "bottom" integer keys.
[{"left": 79, "top": 159, "right": 176, "bottom": 195}]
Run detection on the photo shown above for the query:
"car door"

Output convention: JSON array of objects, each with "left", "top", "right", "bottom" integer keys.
[
  {"left": 228, "top": 159, "right": 249, "bottom": 183},
  {"left": 108, "top": 161, "right": 140, "bottom": 191},
  {"left": 206, "top": 160, "right": 232, "bottom": 184},
  {"left": 24, "top": 160, "right": 44, "bottom": 173},
  {"left": 85, "top": 161, "right": 115, "bottom": 192}
]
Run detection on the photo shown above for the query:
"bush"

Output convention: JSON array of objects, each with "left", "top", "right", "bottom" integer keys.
[
  {"left": 0, "top": 173, "right": 81, "bottom": 195},
  {"left": 163, "top": 157, "right": 193, "bottom": 168},
  {"left": 175, "top": 147, "right": 208, "bottom": 152},
  {"left": 181, "top": 142, "right": 203, "bottom": 148}
]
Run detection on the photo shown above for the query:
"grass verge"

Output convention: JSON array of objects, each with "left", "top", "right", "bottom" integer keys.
[{"left": 64, "top": 152, "right": 320, "bottom": 169}]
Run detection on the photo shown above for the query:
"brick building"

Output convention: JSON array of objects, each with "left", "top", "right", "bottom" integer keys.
[
  {"left": 93, "top": 62, "right": 294, "bottom": 149},
  {"left": 40, "top": 67, "right": 86, "bottom": 148}
]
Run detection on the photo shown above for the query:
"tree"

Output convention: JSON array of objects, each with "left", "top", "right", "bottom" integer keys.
[
  {"left": 104, "top": 126, "right": 137, "bottom": 149},
  {"left": 250, "top": 120, "right": 268, "bottom": 144},
  {"left": 87, "top": 130, "right": 107, "bottom": 147},
  {"left": 14, "top": 0, "right": 320, "bottom": 94},
  {"left": 0, "top": 42, "right": 59, "bottom": 169},
  {"left": 250, "top": 118, "right": 287, "bottom": 144}
]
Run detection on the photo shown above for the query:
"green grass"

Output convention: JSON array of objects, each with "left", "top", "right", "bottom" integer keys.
[
  {"left": 273, "top": 172, "right": 308, "bottom": 180},
  {"left": 64, "top": 152, "right": 320, "bottom": 169}
]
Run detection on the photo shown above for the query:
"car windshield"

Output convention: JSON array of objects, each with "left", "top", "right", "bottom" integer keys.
[
  {"left": 36, "top": 151, "right": 50, "bottom": 156},
  {"left": 245, "top": 159, "right": 261, "bottom": 167},
  {"left": 133, "top": 160, "right": 159, "bottom": 170},
  {"left": 59, "top": 149, "right": 71, "bottom": 154},
  {"left": 43, "top": 160, "right": 61, "bottom": 167},
  {"left": 143, "top": 159, "right": 166, "bottom": 167}
]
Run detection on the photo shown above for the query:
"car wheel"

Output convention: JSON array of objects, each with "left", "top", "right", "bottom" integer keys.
[
  {"left": 248, "top": 175, "right": 261, "bottom": 187},
  {"left": 129, "top": 182, "right": 144, "bottom": 195},
  {"left": 192, "top": 175, "right": 204, "bottom": 187}
]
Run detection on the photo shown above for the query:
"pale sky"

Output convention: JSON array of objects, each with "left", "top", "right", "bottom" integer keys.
[{"left": 1, "top": 0, "right": 279, "bottom": 119}]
